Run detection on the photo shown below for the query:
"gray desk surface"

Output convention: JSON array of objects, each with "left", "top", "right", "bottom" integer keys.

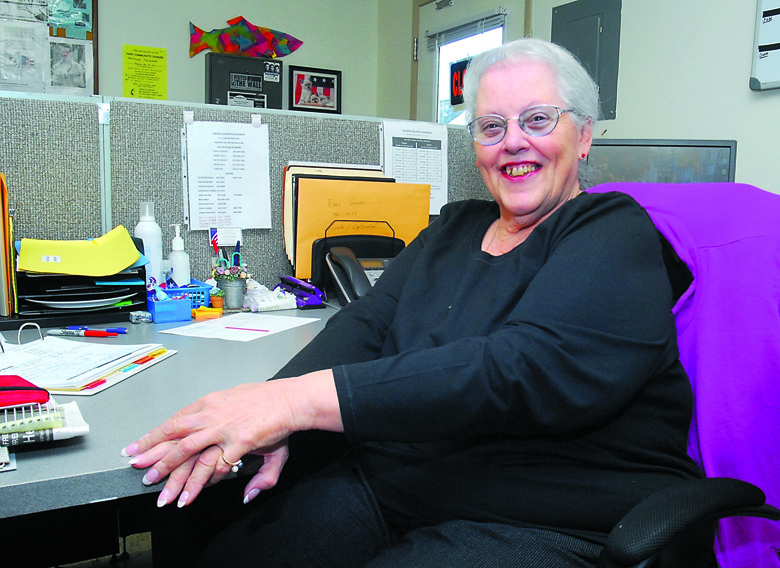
[{"left": 0, "top": 308, "right": 335, "bottom": 519}]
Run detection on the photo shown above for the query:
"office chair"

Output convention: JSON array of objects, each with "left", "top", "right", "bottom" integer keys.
[{"left": 588, "top": 183, "right": 780, "bottom": 568}]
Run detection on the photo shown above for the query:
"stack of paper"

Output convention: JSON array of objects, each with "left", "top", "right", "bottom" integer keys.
[
  {"left": 282, "top": 162, "right": 388, "bottom": 269},
  {"left": 282, "top": 162, "right": 431, "bottom": 280},
  {"left": 14, "top": 226, "right": 148, "bottom": 318},
  {"left": 0, "top": 336, "right": 175, "bottom": 395}
]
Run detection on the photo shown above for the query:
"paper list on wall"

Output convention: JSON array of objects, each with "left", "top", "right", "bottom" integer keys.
[
  {"left": 752, "top": 3, "right": 780, "bottom": 88},
  {"left": 185, "top": 121, "right": 271, "bottom": 230},
  {"left": 381, "top": 120, "right": 447, "bottom": 214}
]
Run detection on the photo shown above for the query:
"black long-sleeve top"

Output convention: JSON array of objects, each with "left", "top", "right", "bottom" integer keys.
[{"left": 275, "top": 191, "right": 702, "bottom": 538}]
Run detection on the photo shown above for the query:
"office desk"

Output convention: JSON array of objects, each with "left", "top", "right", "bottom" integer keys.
[{"left": 0, "top": 307, "right": 334, "bottom": 520}]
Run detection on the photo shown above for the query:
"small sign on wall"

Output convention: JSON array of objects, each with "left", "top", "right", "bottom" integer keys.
[
  {"left": 450, "top": 58, "right": 470, "bottom": 106},
  {"left": 122, "top": 45, "right": 167, "bottom": 100},
  {"left": 205, "top": 53, "right": 283, "bottom": 108},
  {"left": 750, "top": 0, "right": 780, "bottom": 90}
]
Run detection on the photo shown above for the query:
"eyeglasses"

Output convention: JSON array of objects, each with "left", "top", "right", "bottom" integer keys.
[{"left": 467, "top": 105, "right": 575, "bottom": 145}]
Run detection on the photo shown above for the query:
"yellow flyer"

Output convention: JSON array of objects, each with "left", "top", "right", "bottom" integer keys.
[{"left": 122, "top": 45, "right": 167, "bottom": 100}]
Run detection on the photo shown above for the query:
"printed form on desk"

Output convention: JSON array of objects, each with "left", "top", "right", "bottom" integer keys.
[
  {"left": 161, "top": 313, "right": 318, "bottom": 342},
  {"left": 0, "top": 336, "right": 175, "bottom": 395}
]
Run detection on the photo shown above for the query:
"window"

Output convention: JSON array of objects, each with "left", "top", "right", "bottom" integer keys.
[
  {"left": 424, "top": 9, "right": 505, "bottom": 124},
  {"left": 437, "top": 28, "right": 503, "bottom": 124}
]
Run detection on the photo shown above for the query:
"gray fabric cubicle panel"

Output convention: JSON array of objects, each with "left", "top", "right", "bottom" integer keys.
[
  {"left": 447, "top": 126, "right": 489, "bottom": 203},
  {"left": 0, "top": 93, "right": 487, "bottom": 290},
  {"left": 0, "top": 96, "right": 102, "bottom": 240},
  {"left": 109, "top": 101, "right": 384, "bottom": 289}
]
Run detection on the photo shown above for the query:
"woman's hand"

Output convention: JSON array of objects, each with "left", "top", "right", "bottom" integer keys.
[{"left": 121, "top": 370, "right": 342, "bottom": 507}]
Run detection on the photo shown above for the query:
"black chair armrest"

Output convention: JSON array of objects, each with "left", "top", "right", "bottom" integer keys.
[{"left": 597, "top": 477, "right": 780, "bottom": 568}]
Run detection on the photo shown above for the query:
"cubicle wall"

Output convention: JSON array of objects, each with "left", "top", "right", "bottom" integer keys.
[
  {"left": 0, "top": 95, "right": 104, "bottom": 241},
  {"left": 0, "top": 93, "right": 486, "bottom": 289}
]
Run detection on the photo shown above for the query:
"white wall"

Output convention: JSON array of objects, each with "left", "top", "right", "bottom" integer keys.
[
  {"left": 97, "top": 1, "right": 780, "bottom": 191},
  {"left": 531, "top": 0, "right": 780, "bottom": 194},
  {"left": 97, "top": 0, "right": 383, "bottom": 118},
  {"left": 377, "top": 0, "right": 414, "bottom": 119}
]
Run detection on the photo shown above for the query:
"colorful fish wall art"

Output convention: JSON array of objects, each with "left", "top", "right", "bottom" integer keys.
[{"left": 189, "top": 16, "right": 303, "bottom": 59}]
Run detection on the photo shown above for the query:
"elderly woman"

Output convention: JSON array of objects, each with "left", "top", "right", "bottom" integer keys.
[{"left": 124, "top": 38, "right": 701, "bottom": 567}]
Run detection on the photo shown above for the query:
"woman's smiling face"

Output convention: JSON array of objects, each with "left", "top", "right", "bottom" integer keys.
[{"left": 474, "top": 59, "right": 592, "bottom": 229}]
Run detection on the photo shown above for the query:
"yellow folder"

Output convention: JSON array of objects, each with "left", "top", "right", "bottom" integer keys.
[
  {"left": 18, "top": 225, "right": 140, "bottom": 277},
  {"left": 294, "top": 178, "right": 430, "bottom": 279}
]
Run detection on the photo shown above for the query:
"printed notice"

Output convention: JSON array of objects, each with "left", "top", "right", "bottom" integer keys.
[
  {"left": 122, "top": 45, "right": 167, "bottom": 100},
  {"left": 185, "top": 121, "right": 271, "bottom": 230},
  {"left": 382, "top": 119, "right": 448, "bottom": 214}
]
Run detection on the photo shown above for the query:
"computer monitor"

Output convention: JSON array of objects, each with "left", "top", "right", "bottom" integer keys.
[{"left": 585, "top": 139, "right": 737, "bottom": 187}]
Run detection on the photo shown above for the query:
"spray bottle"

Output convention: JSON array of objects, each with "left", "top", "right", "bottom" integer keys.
[
  {"left": 169, "top": 223, "right": 191, "bottom": 287},
  {"left": 134, "top": 202, "right": 163, "bottom": 286}
]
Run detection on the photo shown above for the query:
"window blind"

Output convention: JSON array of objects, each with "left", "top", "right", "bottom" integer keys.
[{"left": 426, "top": 10, "right": 506, "bottom": 50}]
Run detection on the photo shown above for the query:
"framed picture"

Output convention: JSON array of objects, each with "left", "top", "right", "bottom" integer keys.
[{"left": 289, "top": 66, "right": 342, "bottom": 114}]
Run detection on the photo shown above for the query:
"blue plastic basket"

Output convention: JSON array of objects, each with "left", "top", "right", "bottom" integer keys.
[
  {"left": 146, "top": 295, "right": 191, "bottom": 323},
  {"left": 158, "top": 278, "right": 212, "bottom": 309}
]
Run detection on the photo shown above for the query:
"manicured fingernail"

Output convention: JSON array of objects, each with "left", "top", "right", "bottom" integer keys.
[
  {"left": 157, "top": 488, "right": 171, "bottom": 508},
  {"left": 142, "top": 469, "right": 159, "bottom": 486},
  {"left": 121, "top": 443, "right": 138, "bottom": 457},
  {"left": 177, "top": 491, "right": 190, "bottom": 508},
  {"left": 244, "top": 489, "right": 260, "bottom": 504}
]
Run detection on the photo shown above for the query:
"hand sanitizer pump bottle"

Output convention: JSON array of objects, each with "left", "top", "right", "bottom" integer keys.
[
  {"left": 169, "top": 223, "right": 191, "bottom": 287},
  {"left": 134, "top": 202, "right": 163, "bottom": 287}
]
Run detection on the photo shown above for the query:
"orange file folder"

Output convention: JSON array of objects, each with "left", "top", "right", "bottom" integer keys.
[{"left": 294, "top": 178, "right": 430, "bottom": 279}]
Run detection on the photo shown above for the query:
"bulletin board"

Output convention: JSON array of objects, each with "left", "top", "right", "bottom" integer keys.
[
  {"left": 750, "top": 0, "right": 780, "bottom": 91},
  {"left": 0, "top": 0, "right": 97, "bottom": 96}
]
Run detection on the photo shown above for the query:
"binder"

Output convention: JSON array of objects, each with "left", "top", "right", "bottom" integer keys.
[
  {"left": 0, "top": 174, "right": 12, "bottom": 317},
  {"left": 0, "top": 326, "right": 176, "bottom": 395}
]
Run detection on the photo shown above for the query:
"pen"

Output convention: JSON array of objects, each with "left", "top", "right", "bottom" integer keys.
[
  {"left": 68, "top": 326, "right": 126, "bottom": 333},
  {"left": 47, "top": 329, "right": 118, "bottom": 338}
]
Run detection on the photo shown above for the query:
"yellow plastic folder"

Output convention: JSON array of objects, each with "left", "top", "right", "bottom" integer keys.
[
  {"left": 18, "top": 225, "right": 140, "bottom": 277},
  {"left": 294, "top": 178, "right": 430, "bottom": 279}
]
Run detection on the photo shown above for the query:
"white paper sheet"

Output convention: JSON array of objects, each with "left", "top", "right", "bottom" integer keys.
[
  {"left": 161, "top": 312, "right": 317, "bottom": 342},
  {"left": 381, "top": 119, "right": 448, "bottom": 214},
  {"left": 184, "top": 121, "right": 272, "bottom": 230}
]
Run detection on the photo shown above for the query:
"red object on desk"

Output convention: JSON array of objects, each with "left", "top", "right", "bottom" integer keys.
[
  {"left": 83, "top": 330, "right": 118, "bottom": 337},
  {"left": 0, "top": 375, "right": 50, "bottom": 406}
]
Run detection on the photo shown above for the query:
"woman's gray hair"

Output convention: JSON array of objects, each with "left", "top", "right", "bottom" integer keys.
[{"left": 463, "top": 38, "right": 600, "bottom": 129}]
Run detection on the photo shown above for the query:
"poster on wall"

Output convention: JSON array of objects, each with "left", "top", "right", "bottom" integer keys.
[
  {"left": 0, "top": 0, "right": 97, "bottom": 94},
  {"left": 122, "top": 45, "right": 167, "bottom": 100},
  {"left": 0, "top": 19, "right": 48, "bottom": 92},
  {"left": 49, "top": 0, "right": 93, "bottom": 39},
  {"left": 48, "top": 37, "right": 92, "bottom": 94},
  {"left": 0, "top": 0, "right": 48, "bottom": 22}
]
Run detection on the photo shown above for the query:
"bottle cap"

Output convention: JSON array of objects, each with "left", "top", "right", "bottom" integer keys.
[
  {"left": 140, "top": 201, "right": 155, "bottom": 220},
  {"left": 171, "top": 224, "right": 184, "bottom": 251}
]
